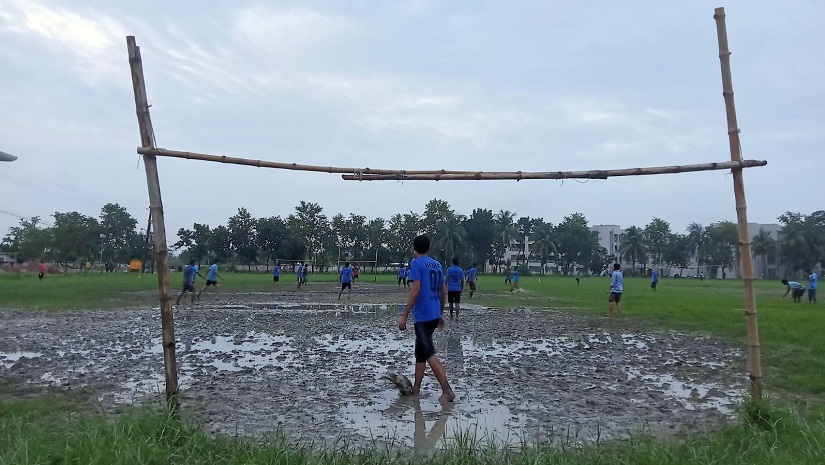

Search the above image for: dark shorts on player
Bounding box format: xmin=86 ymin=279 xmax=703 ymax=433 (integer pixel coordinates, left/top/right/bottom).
xmin=609 ymin=292 xmax=622 ymax=303
xmin=398 ymin=277 xmax=405 ymax=284
xmin=182 ymin=283 xmax=195 ymax=292
xmin=273 ymin=276 xmax=280 ymax=282
xmin=38 ymin=272 xmax=44 ymax=280
xmin=793 ymin=288 xmax=805 ymax=298
xmin=651 ymin=281 xmax=657 ymax=289
xmin=468 ymin=281 xmax=476 ymax=290
xmin=448 ymin=290 xmax=461 ymax=304
xmin=414 ymin=318 xmax=440 ymax=362
xmin=206 ymin=280 xmax=218 ymax=286
xmin=341 ymin=282 xmax=352 ymax=290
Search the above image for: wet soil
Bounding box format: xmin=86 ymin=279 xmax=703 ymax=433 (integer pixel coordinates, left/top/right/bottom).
xmin=0 ymin=282 xmax=746 ymax=449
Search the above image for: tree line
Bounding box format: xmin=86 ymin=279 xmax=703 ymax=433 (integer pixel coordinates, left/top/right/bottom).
xmin=2 ymin=200 xmax=823 ymax=278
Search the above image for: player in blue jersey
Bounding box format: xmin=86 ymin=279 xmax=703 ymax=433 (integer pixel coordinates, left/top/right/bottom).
xmin=650 ymin=268 xmax=659 ymax=292
xmin=465 ymin=263 xmax=477 ymax=298
xmin=807 ymin=269 xmax=818 ymax=303
xmin=272 ymin=262 xmax=281 ymax=287
xmin=398 ymin=235 xmax=455 ymax=403
xmin=446 ymin=258 xmax=465 ymax=320
xmin=296 ymin=262 xmax=304 ymax=289
xmin=609 ymin=263 xmax=624 ymax=317
xmin=175 ymin=259 xmax=203 ymax=306
xmin=338 ymin=262 xmax=354 ymax=300
xmin=197 ymin=259 xmax=223 ymax=299
xmin=398 ymin=265 xmax=407 ymax=287
xmin=509 ymin=268 xmax=520 ymax=292
xmin=782 ymin=279 xmax=806 ymax=303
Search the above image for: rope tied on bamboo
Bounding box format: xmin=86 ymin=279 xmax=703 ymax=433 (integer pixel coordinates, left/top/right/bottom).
xmin=354 ymin=168 xmax=364 ymax=181
xmin=398 ymin=170 xmax=406 ymax=183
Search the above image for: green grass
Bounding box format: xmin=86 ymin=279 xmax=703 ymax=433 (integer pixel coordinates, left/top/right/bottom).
xmin=2 ymin=394 xmax=825 ymax=464
xmin=3 ymin=272 xmax=825 ymax=464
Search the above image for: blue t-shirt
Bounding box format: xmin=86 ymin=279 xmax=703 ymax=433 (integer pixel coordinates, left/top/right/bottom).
xmin=511 ymin=271 xmax=520 ymax=283
xmin=611 ymin=270 xmax=624 ymax=293
xmin=297 ymin=265 xmax=303 ymax=276
xmin=446 ymin=265 xmax=464 ymax=292
xmin=788 ymin=281 xmax=804 ymax=290
xmin=340 ymin=267 xmax=353 ymax=283
xmin=651 ymin=270 xmax=658 ymax=283
xmin=183 ymin=265 xmax=196 ymax=285
xmin=809 ymin=273 xmax=818 ymax=290
xmin=272 ymin=265 xmax=280 ymax=277
xmin=398 ymin=267 xmax=406 ymax=279
xmin=207 ymin=264 xmax=218 ymax=281
xmin=409 ymin=256 xmax=444 ymax=323
xmin=466 ymin=267 xmax=477 ymax=282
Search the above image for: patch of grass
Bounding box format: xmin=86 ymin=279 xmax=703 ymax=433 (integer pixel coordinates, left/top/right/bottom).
xmin=1 ymin=394 xmax=825 ymax=464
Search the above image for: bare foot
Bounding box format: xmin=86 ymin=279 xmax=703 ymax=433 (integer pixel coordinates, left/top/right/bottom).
xmin=439 ymin=390 xmax=456 ymax=403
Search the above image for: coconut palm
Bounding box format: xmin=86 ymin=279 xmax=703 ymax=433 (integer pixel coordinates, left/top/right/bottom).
xmin=620 ymin=226 xmax=646 ymax=274
xmin=531 ymin=224 xmax=557 ymax=274
xmin=434 ymin=216 xmax=468 ymax=262
xmin=751 ymin=229 xmax=776 ymax=279
xmin=686 ymin=223 xmax=708 ymax=276
xmin=494 ymin=210 xmax=518 ymax=271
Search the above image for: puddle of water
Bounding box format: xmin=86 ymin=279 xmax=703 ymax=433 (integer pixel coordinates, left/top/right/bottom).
xmin=625 ymin=367 xmax=740 ymax=414
xmin=1 ymin=351 xmax=43 ymax=369
xmin=338 ymin=388 xmax=528 ymax=448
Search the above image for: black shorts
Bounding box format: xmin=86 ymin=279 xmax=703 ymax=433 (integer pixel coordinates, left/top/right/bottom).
xmin=341 ymin=282 xmax=351 ymax=290
xmin=398 ymin=277 xmax=405 ymax=284
xmin=182 ymin=283 xmax=195 ymax=292
xmin=468 ymin=281 xmax=476 ymax=290
xmin=38 ymin=272 xmax=44 ymax=279
xmin=414 ymin=318 xmax=440 ymax=362
xmin=609 ymin=292 xmax=622 ymax=303
xmin=448 ymin=291 xmax=461 ymax=303
xmin=651 ymin=281 xmax=658 ymax=289
xmin=206 ymin=280 xmax=218 ymax=286
xmin=273 ymin=276 xmax=280 ymax=282
xmin=793 ymin=288 xmax=805 ymax=298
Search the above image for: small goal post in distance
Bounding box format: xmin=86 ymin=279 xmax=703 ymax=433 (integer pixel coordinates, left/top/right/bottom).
xmin=274 ymin=259 xmax=317 ymax=274
xmin=336 ymin=260 xmax=379 ymax=282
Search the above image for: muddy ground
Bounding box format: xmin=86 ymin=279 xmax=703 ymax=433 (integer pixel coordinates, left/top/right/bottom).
xmin=0 ymin=282 xmax=746 ymax=449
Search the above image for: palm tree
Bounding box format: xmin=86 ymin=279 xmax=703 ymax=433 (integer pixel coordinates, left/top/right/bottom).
xmin=434 ymin=217 xmax=468 ymax=262
xmin=751 ymin=229 xmax=776 ymax=279
xmin=620 ymin=226 xmax=646 ymax=275
xmin=686 ymin=223 xmax=708 ymax=277
xmin=531 ymin=224 xmax=557 ymax=274
xmin=494 ymin=210 xmax=518 ymax=272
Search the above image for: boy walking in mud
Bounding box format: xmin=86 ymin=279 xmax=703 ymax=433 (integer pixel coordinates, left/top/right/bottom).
xmin=465 ymin=263 xmax=477 ymax=298
xmin=338 ymin=262 xmax=354 ymax=300
xmin=175 ymin=259 xmax=203 ymax=306
xmin=197 ymin=260 xmax=223 ymax=299
xmin=509 ymin=268 xmax=520 ymax=292
xmin=398 ymin=235 xmax=456 ymax=403
xmin=608 ymin=263 xmax=623 ymax=317
xmin=446 ymin=258 xmax=464 ymax=319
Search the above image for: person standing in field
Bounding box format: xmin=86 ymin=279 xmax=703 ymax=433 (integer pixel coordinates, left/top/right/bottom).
xmin=353 ymin=266 xmax=359 ymax=282
xmin=608 ymin=263 xmax=623 ymax=317
xmin=398 ymin=235 xmax=455 ymax=403
xmin=338 ymin=262 xmax=354 ymax=300
xmin=197 ymin=260 xmax=222 ymax=299
xmin=38 ymin=260 xmax=46 ymax=281
xmin=465 ymin=263 xmax=477 ymax=298
xmin=505 ymin=269 xmax=513 ymax=286
xmin=398 ymin=265 xmax=407 ymax=287
xmin=296 ymin=262 xmax=304 ymax=289
xmin=509 ymin=268 xmax=520 ymax=292
xmin=175 ymin=259 xmax=202 ymax=306
xmin=302 ymin=263 xmax=309 ymax=286
xmin=446 ymin=258 xmax=464 ymax=320
xmin=782 ymin=279 xmax=806 ymax=303
xmin=272 ymin=262 xmax=281 ymax=287
xmin=807 ymin=269 xmax=818 ymax=303
xmin=405 ymin=264 xmax=411 ymax=288
xmin=650 ymin=268 xmax=659 ymax=292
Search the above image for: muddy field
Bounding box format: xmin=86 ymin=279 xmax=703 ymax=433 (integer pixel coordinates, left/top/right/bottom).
xmin=0 ymin=282 xmax=746 ymax=449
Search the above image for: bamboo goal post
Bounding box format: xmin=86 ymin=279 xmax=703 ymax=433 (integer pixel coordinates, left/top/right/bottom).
xmin=714 ymin=7 xmax=763 ymax=399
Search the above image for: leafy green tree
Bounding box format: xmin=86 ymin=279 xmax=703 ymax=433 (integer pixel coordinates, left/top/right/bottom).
xmin=50 ymin=212 xmax=101 ymax=266
xmin=463 ymin=208 xmax=495 ymax=272
xmin=620 ymin=226 xmax=647 ymax=275
xmin=256 ymin=216 xmax=287 ymax=268
xmin=99 ymin=203 xmax=139 ymax=264
xmin=686 ymin=223 xmax=709 ymax=277
xmin=387 ymin=212 xmax=422 ymax=263
xmin=288 ymin=201 xmax=332 ymax=266
xmin=1 ymin=217 xmax=49 ymax=263
xmin=173 ymin=223 xmax=211 ymax=262
xmin=366 ymin=218 xmax=387 ymax=271
xmin=208 ymin=225 xmax=232 ymax=263
xmin=704 ymin=221 xmax=738 ymax=278
xmin=643 ymin=218 xmax=671 ymax=267
xmin=422 ymin=199 xmax=455 ymax=238
xmin=493 ymin=210 xmax=518 ymax=272
xmin=663 ymin=233 xmax=690 ymax=277
xmin=554 ymin=213 xmax=599 ymax=275
xmin=228 ymin=208 xmax=257 ymax=270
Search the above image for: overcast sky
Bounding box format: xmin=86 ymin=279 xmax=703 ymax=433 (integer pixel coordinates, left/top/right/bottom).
xmin=1 ymin=0 xmax=822 ymax=244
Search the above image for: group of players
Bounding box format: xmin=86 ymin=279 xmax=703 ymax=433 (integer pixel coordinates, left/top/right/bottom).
xmin=396 ymin=260 xmax=478 ymax=320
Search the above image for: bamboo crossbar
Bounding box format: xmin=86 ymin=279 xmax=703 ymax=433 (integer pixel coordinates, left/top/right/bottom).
xmin=137 ymin=147 xmax=766 ymax=181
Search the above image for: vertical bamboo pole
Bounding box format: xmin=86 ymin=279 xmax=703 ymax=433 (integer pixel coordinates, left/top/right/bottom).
xmin=713 ymin=8 xmax=762 ymax=398
xmin=127 ymin=36 xmax=179 ymax=407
